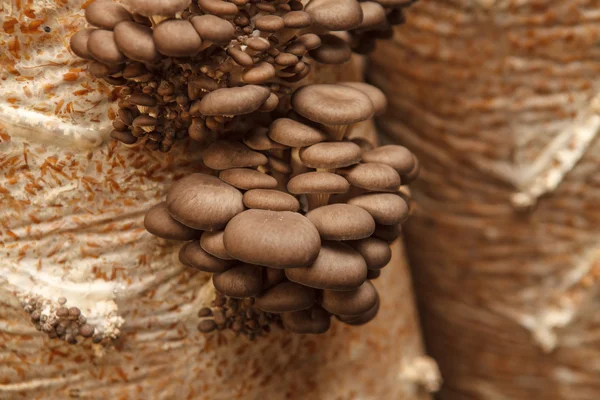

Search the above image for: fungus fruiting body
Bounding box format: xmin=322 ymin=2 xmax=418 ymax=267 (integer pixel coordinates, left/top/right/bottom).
xmin=68 ymin=0 xmax=419 ymax=339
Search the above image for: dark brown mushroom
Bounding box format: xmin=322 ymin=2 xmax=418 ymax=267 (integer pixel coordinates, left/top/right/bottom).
xmin=166 ymin=173 xmax=244 ymax=231
xmin=219 ymin=168 xmax=278 ymax=190
xmin=286 ymin=241 xmax=367 ymax=290
xmin=245 ymin=37 xmax=271 ymax=52
xmin=153 ymin=19 xmax=202 ymax=57
xmin=85 ymin=0 xmax=132 ymax=30
xmin=348 ymin=237 xmax=392 ymax=270
xmin=87 ymin=30 xmax=126 ymax=64
xmin=212 ymin=264 xmax=263 ymax=298
xmin=309 ymin=34 xmax=351 ymax=65
xmin=70 ymin=29 xmax=95 ymax=60
xmin=342 ymin=162 xmax=401 ymax=192
xmin=144 ymin=202 xmax=202 ymax=241
xmin=305 ymin=0 xmax=363 ymax=31
xmin=281 ymin=305 xmax=331 ymax=334
xmin=320 ymin=280 xmax=378 ymax=316
xmin=203 ymin=140 xmax=268 ymax=170
xmin=197 ymin=85 xmax=271 ymax=116
xmin=337 ymin=297 xmax=379 ymax=325
xmin=255 ymin=282 xmax=316 ymax=313
xmin=197 ymin=0 xmax=238 ymax=16
xmin=347 ymin=193 xmax=409 ymax=225
xmin=200 ymin=230 xmax=234 ymax=260
xmin=223 ymin=209 xmax=321 ymax=268
xmin=306 ymin=203 xmax=375 ymax=240
xmin=299 ymin=141 xmax=362 ymax=169
xmin=367 ymin=269 xmax=381 ymax=280
xmin=269 ymin=118 xmax=329 ymax=148
xmin=124 ymin=0 xmax=191 ymax=16
xmin=373 ymin=223 xmax=403 ymax=243
xmin=179 ymin=240 xmax=234 ymax=272
xmin=243 ymin=189 xmax=300 ymax=212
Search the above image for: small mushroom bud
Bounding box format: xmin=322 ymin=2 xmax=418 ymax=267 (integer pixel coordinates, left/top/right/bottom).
xmin=255 ymin=282 xmax=316 ymax=313
xmin=85 ymin=0 xmax=132 ymax=30
xmin=306 ymin=204 xmax=375 ymax=240
xmin=212 ymin=264 xmax=263 ymax=298
xmin=281 ymin=306 xmax=331 ymax=334
xmin=144 ymin=202 xmax=202 ymax=241
xmin=320 ymin=280 xmax=378 ymax=316
xmin=110 ymin=130 xmax=138 ymax=145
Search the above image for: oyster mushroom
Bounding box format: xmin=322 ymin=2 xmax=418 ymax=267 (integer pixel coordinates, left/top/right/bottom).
xmin=320 ymin=280 xmax=378 ymax=316
xmin=113 ymin=21 xmax=160 ymax=63
xmin=305 ymin=0 xmax=364 ymax=31
xmin=212 ymin=264 xmax=263 ymax=298
xmin=299 ymin=141 xmax=362 ymax=169
xmin=144 ymin=202 xmax=202 ymax=241
xmin=339 ymin=82 xmax=388 ymax=116
xmin=342 ymin=162 xmax=401 ymax=192
xmin=255 ymin=282 xmax=316 ymax=313
xmin=269 ymin=118 xmax=329 ymax=148
xmin=197 ymin=86 xmax=272 ymax=116
xmin=87 ymin=30 xmax=126 ymax=64
xmin=348 ymin=237 xmax=392 ymax=270
xmin=309 ymin=34 xmax=352 ymax=65
xmin=191 ymin=15 xmax=235 ymax=50
xmin=179 ymin=241 xmax=234 ymax=272
xmin=153 ymin=19 xmax=202 ymax=57
xmin=200 ymin=230 xmax=234 ymax=260
xmin=124 ymin=0 xmax=191 ymax=17
xmin=242 ymin=189 xmax=300 ymax=212
xmin=85 ymin=0 xmax=132 ymax=30
xmin=306 ymin=203 xmax=375 ymax=240
xmin=361 ymin=144 xmax=415 ymax=174
xmin=219 ymin=168 xmax=278 ymax=190
xmin=69 ymin=29 xmax=95 ymax=60
xmin=281 ymin=305 xmax=331 ymax=334
xmin=287 ymin=171 xmax=350 ymax=209
xmin=202 ymin=140 xmax=268 ymax=171
xmin=348 ymin=193 xmax=409 ymax=225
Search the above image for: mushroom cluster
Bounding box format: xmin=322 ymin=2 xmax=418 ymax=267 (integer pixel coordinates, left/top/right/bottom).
xmin=70 ymin=0 xmax=417 ymax=151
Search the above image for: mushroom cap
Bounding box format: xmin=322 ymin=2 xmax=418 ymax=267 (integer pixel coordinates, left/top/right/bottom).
xmin=306 ymin=203 xmax=375 ymax=240
xmin=357 ymin=1 xmax=387 ymax=30
xmin=223 ymin=209 xmax=321 ymax=269
xmin=153 ymin=19 xmax=202 ymax=57
xmin=114 ymin=22 xmax=161 ymax=63
xmin=268 ymin=156 xmax=292 ymax=174
xmin=144 ymin=202 xmax=202 ymax=241
xmin=179 ymin=240 xmax=234 ymax=272
xmin=291 ymin=84 xmax=374 ymax=126
xmin=200 ymin=230 xmax=234 ymax=260
xmin=320 ymin=280 xmax=378 ymax=316
xmin=348 ymin=237 xmax=392 ymax=269
xmin=281 ymin=306 xmax=331 ymax=334
xmin=348 ymin=193 xmax=409 ymax=225
xmin=244 ymin=126 xmax=285 ymax=151
xmin=296 ymin=33 xmax=321 ymax=50
xmin=373 ymin=223 xmax=402 ymax=243
xmin=111 ymin=130 xmax=137 ymax=145
xmin=166 ymin=173 xmax=244 ymax=231
xmin=286 ymin=241 xmax=367 ymax=291
xmin=367 ymin=269 xmax=381 ymax=280
xmin=283 ymin=11 xmax=313 ymax=28
xmin=269 ymin=118 xmax=329 ymax=148
xmin=132 ymin=115 xmax=157 ymax=127
xmin=343 ymin=162 xmax=401 ymax=192
xmin=70 ymin=29 xmax=95 ymax=60
xmin=128 ymin=92 xmax=156 ymax=106
xmin=337 ymin=297 xmax=379 ymax=325
xmin=255 ymin=282 xmax=316 ymax=313
xmin=212 ymin=264 xmax=263 ymax=298
xmin=308 ymin=34 xmax=351 ymax=65
xmin=361 ymin=145 xmax=414 ymax=174
xmin=285 ymin=42 xmax=308 ymax=57
xmin=340 ymin=82 xmax=387 ymax=116
xmin=287 ymin=172 xmax=350 ymax=195
xmin=227 ymin=47 xmax=254 ymax=67
xmin=245 ymin=37 xmax=271 ymax=51
xmin=242 ymin=62 xmax=276 ymax=84
xmin=219 ymin=168 xmax=278 ymax=190
xmin=198 ymin=85 xmax=271 ymax=116
xmin=263 ymin=267 xmax=286 ymax=290
xmin=203 ymin=140 xmax=268 ymax=170
xmin=198 ymin=0 xmax=238 ymax=16
xmin=124 ymin=0 xmax=191 ymax=16
xmin=275 ymin=52 xmax=299 ymax=66
xmin=191 ymin=15 xmax=235 ymax=42
xmin=243 ymin=189 xmax=300 ymax=212
xmin=85 ymin=0 xmax=132 ymax=30
xmin=255 ymin=15 xmax=285 ymax=32
xmin=401 ymin=154 xmax=420 ymax=184
xmin=299 ymin=141 xmax=362 ymax=169
xmin=87 ymin=29 xmax=126 ymax=64
xmin=305 ymin=0 xmax=363 ymax=31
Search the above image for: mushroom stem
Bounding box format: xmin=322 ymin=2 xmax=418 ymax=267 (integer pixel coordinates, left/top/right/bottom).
xmin=150 ymin=15 xmax=169 ymax=26
xmin=290 ymin=148 xmax=308 ymax=177
xmin=323 ymin=124 xmax=350 ymax=141
xmin=306 ymin=193 xmax=330 ymax=210
xmin=271 ymin=170 xmax=290 ymax=192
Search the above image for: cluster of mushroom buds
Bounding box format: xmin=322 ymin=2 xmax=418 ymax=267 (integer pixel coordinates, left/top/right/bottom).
xmin=145 ymin=80 xmax=419 ymax=335
xmin=69 ymin=0 xmax=417 ymax=151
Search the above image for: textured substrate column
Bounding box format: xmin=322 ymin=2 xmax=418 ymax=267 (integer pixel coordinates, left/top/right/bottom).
xmin=371 ymin=1 xmax=600 ymax=399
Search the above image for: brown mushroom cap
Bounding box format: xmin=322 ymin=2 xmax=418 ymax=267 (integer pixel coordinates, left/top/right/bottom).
xmin=281 ymin=306 xmax=331 ymax=334
xmin=219 ymin=168 xmax=278 ymax=190
xmin=343 ymin=162 xmax=401 ymax=192
xmin=268 ymin=156 xmax=292 ymax=175
xmin=110 ymin=130 xmax=138 ymax=145
xmin=348 ymin=193 xmax=408 ymax=225
xmin=166 ymin=173 xmax=244 ymax=231
xmin=191 ymin=15 xmax=235 ymax=43
xmin=287 ymin=172 xmax=350 ymax=195
xmin=269 ymin=118 xmax=329 ymax=148
xmin=299 ymin=141 xmax=362 ymax=169
xmin=263 ymin=268 xmax=286 ymax=290
xmin=373 ymin=223 xmax=402 ymax=243
xmin=357 ymin=1 xmax=387 ymax=30
xmin=337 ymin=297 xmax=379 ymax=325
xmin=124 ymin=0 xmax=191 ymax=16
xmin=223 ymin=209 xmax=321 ymax=269
xmin=243 ymin=62 xmax=276 ymax=84
xmin=200 ymin=230 xmax=234 ymax=260
xmin=179 ymin=240 xmax=234 ymax=272
xmin=243 ymin=189 xmax=300 ymax=212
xmin=255 ymin=15 xmax=285 ymax=32
xmin=203 ymin=140 xmax=268 ymax=170
xmin=275 ymin=52 xmax=299 ymax=67
xmin=308 ymin=34 xmax=351 ymax=65
xmin=85 ymin=0 xmax=132 ymax=30
xmin=255 ymin=282 xmax=316 ymax=313
xmin=87 ymin=30 xmax=126 ymax=64
xmin=360 ymin=145 xmax=414 ymax=174
xmin=153 ymin=19 xmax=202 ymax=57
xmin=198 ymin=85 xmax=271 ymax=116
xmin=305 ymin=0 xmax=363 ymax=31
xmin=401 ymin=154 xmax=420 ymax=184
xmin=244 ymin=127 xmax=284 ymax=151
xmin=339 ymin=82 xmax=387 ymax=116
xmin=306 ymin=203 xmax=375 ymax=240
xmin=283 ymin=11 xmax=313 ymax=28
xmin=348 ymin=237 xmax=392 ymax=269
xmin=245 ymin=37 xmax=271 ymax=51
xmin=70 ymin=29 xmax=95 ymax=60
xmin=320 ymin=280 xmax=378 ymax=316
xmin=291 ymin=84 xmax=374 ymax=126
xmin=227 ymin=47 xmax=254 ymax=67
xmin=295 ymin=33 xmax=321 ymax=50
xmin=367 ymin=269 xmax=381 ymax=280
xmin=286 ymin=241 xmax=367 ymax=290
xmin=128 ymin=92 xmax=156 ymax=106
xmin=212 ymin=264 xmax=263 ymax=298
xmin=144 ymin=202 xmax=202 ymax=241
xmin=132 ymin=115 xmax=157 ymax=128
xmin=198 ymin=0 xmax=238 ymax=16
